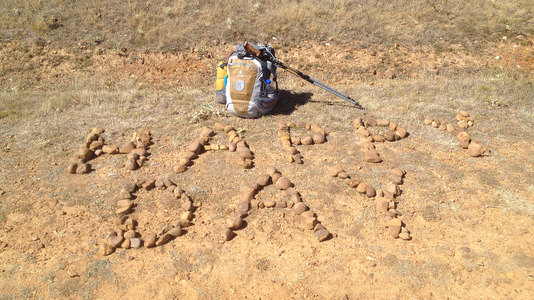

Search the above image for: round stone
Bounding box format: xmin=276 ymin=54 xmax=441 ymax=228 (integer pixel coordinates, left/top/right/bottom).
xmin=292 ymin=202 xmax=308 ymax=215
xmin=275 ymin=177 xmax=292 ymax=190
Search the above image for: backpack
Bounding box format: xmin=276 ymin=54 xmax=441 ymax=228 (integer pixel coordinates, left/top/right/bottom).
xmin=216 ymin=43 xmax=280 ymax=118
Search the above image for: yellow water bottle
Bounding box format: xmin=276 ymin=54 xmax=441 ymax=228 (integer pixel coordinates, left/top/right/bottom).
xmin=216 ymin=61 xmax=227 ymax=90
xmin=215 ymin=61 xmax=227 ymax=104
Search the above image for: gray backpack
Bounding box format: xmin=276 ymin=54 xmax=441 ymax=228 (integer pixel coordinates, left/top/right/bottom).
xmin=224 ymin=43 xmax=280 ymax=118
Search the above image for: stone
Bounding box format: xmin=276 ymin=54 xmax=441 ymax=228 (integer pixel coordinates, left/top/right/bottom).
xmin=424 ymin=119 xmax=432 ymax=125
xmin=301 ymin=135 xmax=314 ymax=145
xmin=119 ymin=189 xmax=132 ymax=199
xmin=124 ymin=230 xmax=136 ymax=239
xmin=399 ymin=231 xmax=411 ymax=240
xmin=228 ymin=142 xmax=237 ymax=152
xmin=366 ymin=118 xmax=378 ymax=127
xmin=266 ymin=166 xmax=278 ymax=176
xmin=92 ymin=127 xmax=105 ymax=135
xmin=314 ymin=229 xmax=330 ymax=242
xmin=182 ymin=200 xmax=194 ymax=212
xmin=236 ymin=201 xmax=250 ymax=212
xmin=364 ymin=151 xmax=382 ymax=163
xmin=304 ymin=217 xmax=318 ymax=229
xmin=390 ymin=174 xmax=403 ymax=185
xmin=290 ymin=194 xmax=301 ymax=203
xmin=173 ymin=164 xmax=187 ymax=173
xmin=237 ymin=148 xmax=253 ymax=160
xmin=310 ymin=122 xmax=325 ymax=135
xmin=366 ymin=186 xmax=376 ymax=198
xmin=446 ymin=124 xmax=455 ymax=133
xmin=301 ymin=211 xmax=316 ymax=219
xmin=389 ymin=122 xmax=398 ymax=131
xmin=78 ymin=147 xmax=93 ymax=161
xmin=384 ymin=69 xmax=396 ymax=79
xmin=67 ymin=163 xmax=77 ymax=174
xmin=353 ymin=118 xmax=363 ymax=128
xmin=390 ymin=167 xmax=405 ymax=178
xmin=102 ymin=244 xmax=115 ymax=255
xmin=383 ymin=130 xmax=396 ymax=141
xmin=125 ymin=158 xmax=138 ymax=170
xmin=374 ymin=135 xmax=385 ymax=142
xmin=75 ymin=163 xmax=89 ymax=174
xmin=328 ymin=164 xmax=344 ymax=177
xmin=214 ymin=122 xmax=226 ymax=131
xmin=348 ymin=179 xmax=360 ymax=188
xmin=468 ymin=142 xmax=490 ymax=157
xmin=376 ymin=119 xmax=390 ymax=127
xmin=388 ymin=225 xmax=401 ymax=238
xmin=187 ymin=140 xmax=202 ymax=154
xmin=89 ymin=140 xmax=104 ymax=151
xmin=108 ymin=236 xmax=124 ymax=248
xmin=312 ymin=133 xmax=326 ymax=144
xmin=439 ymin=124 xmax=447 ymax=131
xmin=396 ymin=127 xmax=408 ymax=138
xmin=272 ymin=172 xmax=281 ymax=183
xmin=130 ymin=238 xmax=142 ymax=249
xmin=292 ymin=154 xmax=303 ymax=164
xmin=376 ymin=197 xmax=389 ymax=213
xmin=338 ymin=171 xmax=349 ymax=179
xmin=290 ymin=136 xmax=301 ymax=145
xmin=276 ymin=200 xmax=287 ymax=208
xmin=168 ymin=227 xmax=183 ymax=237
xmin=292 ymin=202 xmax=308 ymax=215
xmin=263 ymin=199 xmax=276 ymax=208
xmin=275 ymin=177 xmax=292 ymax=190
xmin=180 ymin=211 xmax=193 ymax=221
xmin=119 ymin=142 xmax=135 ymax=154
xmin=355 ymin=182 xmax=367 ymax=194
xmin=460 ymin=110 xmax=469 ymax=118
xmin=386 ymin=184 xmax=401 ymax=196
xmin=223 ymin=229 xmax=234 ymax=241
xmin=116 ymin=199 xmax=133 ymax=208
xmin=156 ymin=233 xmax=172 ymax=246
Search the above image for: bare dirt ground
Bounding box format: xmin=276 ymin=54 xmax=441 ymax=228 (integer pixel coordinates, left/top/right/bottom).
xmin=0 ymin=40 xmax=534 ymax=299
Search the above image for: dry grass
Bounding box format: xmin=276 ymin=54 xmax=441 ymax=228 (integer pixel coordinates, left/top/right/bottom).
xmin=1 ymin=0 xmax=532 ymax=52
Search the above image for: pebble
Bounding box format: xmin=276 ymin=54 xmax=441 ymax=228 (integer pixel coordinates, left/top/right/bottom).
xmin=366 ymin=118 xmax=378 ymax=127
xmin=366 ymin=186 xmax=376 ymax=198
xmin=390 ymin=174 xmax=403 ymax=185
xmin=108 ymin=236 xmax=124 ymax=248
xmin=390 ymin=167 xmax=405 ymax=178
xmin=275 ymin=177 xmax=292 ymax=190
xmin=263 ymin=199 xmax=276 ymax=208
xmin=373 ymin=135 xmax=385 ymax=142
xmin=376 ymin=197 xmax=389 ymax=213
xmin=292 ymin=202 xmax=308 ymax=215
xmin=312 ymin=133 xmax=326 ymax=144
xmin=468 ymin=142 xmax=489 ymax=157
xmin=180 ymin=211 xmax=193 ymax=221
xmin=226 ymin=217 xmax=243 ymax=230
xmin=356 ymin=182 xmax=368 ymax=194
xmin=67 ymin=163 xmax=77 ymax=174
xmin=119 ymin=189 xmax=132 ymax=199
xmin=168 ymin=227 xmax=183 ymax=237
xmin=338 ymin=171 xmax=349 ymax=179
xmin=386 ymin=184 xmax=401 ymax=196
xmin=292 ymin=154 xmax=303 ymax=164
xmin=328 ymin=164 xmax=344 ymax=177
xmin=236 ymin=201 xmax=250 ymax=212
xmin=130 ymin=238 xmax=142 ymax=249
xmin=78 ymin=147 xmax=93 ymax=161
xmin=266 ymin=166 xmax=278 ymax=176
xmin=389 ymin=122 xmax=397 ymax=131
xmin=125 ymin=158 xmax=138 ymax=170
xmin=290 ymin=136 xmax=301 ymax=145
xmin=119 ymin=142 xmax=135 ymax=154
xmin=460 ymin=110 xmax=469 ymax=117
xmin=364 ymin=150 xmax=382 ymax=163
xmin=396 ymin=127 xmax=408 ymax=138
xmin=223 ymin=229 xmax=234 ymax=241
xmin=314 ymin=229 xmax=330 ymax=242
xmin=144 ymin=233 xmax=157 ymax=248
xmin=187 ymin=140 xmax=202 ymax=154
xmin=276 ymin=200 xmax=287 ymax=208
xmin=304 ymin=217 xmax=318 ymax=229
xmin=92 ymin=127 xmax=105 ymax=135
xmin=174 ymin=164 xmax=187 ymax=173
xmin=89 ymin=140 xmax=104 ymax=151
xmin=300 ymin=135 xmax=314 ymax=145
xmin=121 ymin=238 xmax=131 ymax=249
xmin=124 ymin=230 xmax=136 ymax=239
xmin=156 ymin=233 xmax=172 ymax=246
xmin=348 ymin=179 xmax=360 ymax=188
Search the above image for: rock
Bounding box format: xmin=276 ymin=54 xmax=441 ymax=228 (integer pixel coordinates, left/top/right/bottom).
xmin=390 ymin=174 xmax=403 ymax=185
xmin=187 ymin=140 xmax=202 ymax=154
xmin=399 ymin=231 xmax=411 ymax=240
xmin=180 ymin=211 xmax=193 ymax=221
xmin=312 ymin=133 xmax=326 ymax=144
xmin=290 ymin=136 xmax=301 ymax=145
xmin=353 ymin=118 xmax=363 ymax=128
xmin=376 ymin=197 xmax=389 ymax=213
xmin=127 ymin=152 xmax=140 ymax=161
xmin=328 ymin=164 xmax=344 ymax=177
xmin=275 ymin=177 xmax=292 ymax=190
xmin=124 ymin=182 xmax=137 ymax=193
xmin=131 ymin=148 xmax=148 ymax=157
xmin=301 ymin=211 xmax=316 ymax=219
xmin=292 ymin=202 xmax=308 ymax=215
xmin=181 ymin=200 xmax=194 ymax=212
xmin=364 ymin=150 xmax=382 ymax=163
xmin=460 ymin=110 xmax=469 ymax=117
xmin=116 ymin=199 xmax=133 ymax=208
xmin=272 ymin=172 xmax=281 ymax=183
xmin=460 ymin=138 xmax=471 ymax=149
xmin=130 ymin=238 xmax=142 ymax=249
xmin=386 ymin=184 xmax=401 ymax=196
xmin=396 ymin=127 xmax=408 ymax=138
xmin=389 ymin=122 xmax=398 ymax=131
xmin=301 ymin=135 xmax=314 ymax=145
xmin=276 ymin=200 xmax=287 ymax=208
xmin=119 ymin=142 xmax=135 ymax=154
xmin=439 ymin=124 xmax=447 ymax=131
xmin=310 ymin=122 xmax=325 ymax=135
xmin=78 ymin=147 xmax=93 ymax=161
xmin=388 ymin=226 xmax=401 ymax=238
xmin=67 ymin=163 xmax=77 ymax=174
xmin=338 ymin=171 xmax=349 ymax=179
xmin=223 ymin=229 xmax=234 ymax=241
xmin=446 ymin=124 xmax=455 ymax=133
xmin=168 ymin=227 xmax=183 ymax=237
xmin=292 ymin=154 xmax=303 ymax=164
xmin=374 ymin=135 xmax=385 ymax=142
xmin=288 ymin=147 xmax=299 ymax=155
xmin=304 ymin=217 xmax=318 ymax=230
xmin=237 ymin=201 xmax=250 ymax=212
xmin=119 ymin=189 xmax=132 ymax=199
xmin=124 ymin=229 xmax=136 ymax=239
xmin=200 ymin=126 xmax=214 ymax=138
xmin=214 ymin=122 xmax=226 ymax=131
xmin=383 ymin=130 xmax=396 ymax=142
xmin=468 ymin=142 xmax=490 ymax=157
xmin=76 ymin=163 xmax=90 ymax=174
xmin=263 ymin=199 xmax=276 ymax=208
xmin=266 ymin=166 xmax=278 ymax=176
xmin=91 ymin=127 xmax=105 ymax=135
xmin=175 ymin=219 xmax=191 ymax=228
xmin=376 ymin=119 xmax=389 ymax=127
xmin=390 ymin=167 xmax=405 ymax=178
xmin=237 ymin=147 xmax=253 ymax=160
xmin=125 ymin=158 xmax=138 ymax=170
xmin=102 ymin=244 xmax=115 ymax=255
xmin=314 ymin=229 xmax=330 ymax=241
xmin=424 ymin=119 xmax=432 ymax=125
xmin=348 ymin=179 xmax=360 ymax=188
xmin=156 ymin=233 xmax=172 ymax=246
xmin=89 ymin=140 xmax=104 ymax=151
xmin=108 ymin=236 xmax=124 ymax=248
xmin=366 ymin=186 xmax=376 ymax=198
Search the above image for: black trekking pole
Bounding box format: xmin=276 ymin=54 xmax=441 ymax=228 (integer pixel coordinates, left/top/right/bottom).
xmin=243 ymin=41 xmax=364 ymax=109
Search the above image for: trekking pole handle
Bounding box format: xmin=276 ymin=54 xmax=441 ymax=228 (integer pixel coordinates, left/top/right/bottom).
xmin=243 ymin=41 xmax=262 ymax=58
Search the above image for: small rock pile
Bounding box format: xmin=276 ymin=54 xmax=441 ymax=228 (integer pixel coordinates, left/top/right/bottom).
xmin=224 ymin=167 xmax=331 ymax=242
xmin=103 ymin=177 xmax=193 ymax=255
xmin=277 ymin=122 xmax=327 ymax=164
xmin=68 ymin=128 xmax=152 ymax=174
xmin=424 ymin=110 xmax=490 ymax=157
xmin=353 ymin=118 xmax=408 ymax=163
xmin=329 ymin=163 xmax=412 ymax=240
xmin=376 ymin=167 xmax=411 ymax=240
xmin=174 ymin=123 xmax=254 ymax=173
